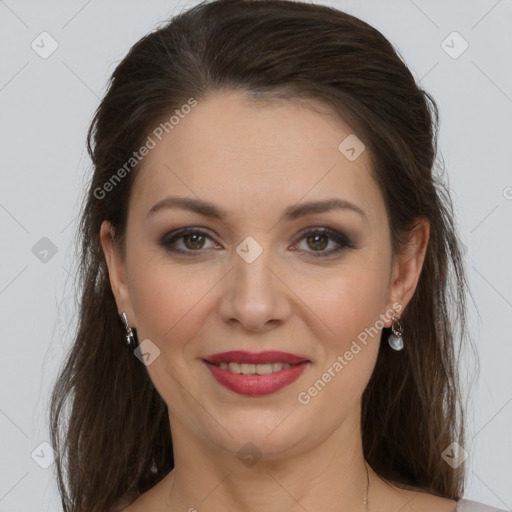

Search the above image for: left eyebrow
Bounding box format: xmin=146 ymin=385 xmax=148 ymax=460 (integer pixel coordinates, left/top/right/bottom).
xmin=282 ymin=198 xmax=368 ymax=225
xmin=146 ymin=196 xmax=368 ymax=225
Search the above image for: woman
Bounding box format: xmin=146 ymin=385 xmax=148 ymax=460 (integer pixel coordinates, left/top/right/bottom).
xmin=48 ymin=0 xmax=508 ymax=511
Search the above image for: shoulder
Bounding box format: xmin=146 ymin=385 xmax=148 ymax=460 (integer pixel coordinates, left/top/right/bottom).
xmin=374 ymin=475 xmax=508 ymax=512
xmin=456 ymin=498 xmax=510 ymax=512
xmin=389 ymin=488 xmax=509 ymax=512
xmin=365 ymin=475 xmax=455 ymax=512
xmin=112 ymin=472 xmax=175 ymax=511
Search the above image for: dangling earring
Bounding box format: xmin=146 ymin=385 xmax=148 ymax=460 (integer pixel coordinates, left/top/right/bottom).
xmin=388 ymin=315 xmax=404 ymax=351
xmin=120 ymin=312 xmax=136 ymax=347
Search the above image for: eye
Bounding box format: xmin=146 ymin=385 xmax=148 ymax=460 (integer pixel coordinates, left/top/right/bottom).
xmin=160 ymin=226 xmax=354 ymax=257
xmin=292 ymin=227 xmax=354 ymax=258
xmin=160 ymin=228 xmax=220 ymax=254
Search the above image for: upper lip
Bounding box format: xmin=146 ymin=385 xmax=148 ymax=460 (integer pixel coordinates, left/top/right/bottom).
xmin=203 ymin=350 xmax=310 ymax=365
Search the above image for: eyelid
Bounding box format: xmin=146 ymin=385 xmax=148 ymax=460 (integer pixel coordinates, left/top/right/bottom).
xmin=293 ymin=226 xmax=353 ymax=247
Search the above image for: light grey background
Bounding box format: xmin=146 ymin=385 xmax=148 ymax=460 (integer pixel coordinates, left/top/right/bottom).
xmin=1 ymin=1 xmax=511 ymax=510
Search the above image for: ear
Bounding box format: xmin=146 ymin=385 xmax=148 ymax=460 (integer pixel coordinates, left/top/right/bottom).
xmin=384 ymin=217 xmax=430 ymax=325
xmin=100 ymin=220 xmax=136 ymax=326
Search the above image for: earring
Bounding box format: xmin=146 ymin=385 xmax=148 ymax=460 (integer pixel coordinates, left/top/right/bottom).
xmin=388 ymin=315 xmax=404 ymax=351
xmin=120 ymin=312 xmax=136 ymax=347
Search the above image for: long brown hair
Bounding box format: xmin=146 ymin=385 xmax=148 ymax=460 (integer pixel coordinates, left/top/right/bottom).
xmin=49 ymin=0 xmax=471 ymax=510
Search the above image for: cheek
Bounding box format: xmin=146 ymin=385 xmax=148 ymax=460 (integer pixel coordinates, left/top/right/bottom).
xmin=126 ymin=256 xmax=219 ymax=407
xmin=300 ymin=251 xmax=390 ymax=397
xmin=311 ymin=256 xmax=391 ymax=346
xmin=128 ymin=258 xmax=213 ymax=348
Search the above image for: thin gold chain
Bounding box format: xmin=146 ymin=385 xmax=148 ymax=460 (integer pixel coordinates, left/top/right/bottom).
xmin=362 ymin=460 xmax=370 ymax=511
xmin=163 ymin=463 xmax=371 ymax=510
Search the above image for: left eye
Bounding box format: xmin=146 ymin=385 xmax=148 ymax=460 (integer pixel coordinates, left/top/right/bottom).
xmin=160 ymin=227 xmax=353 ymax=257
xmin=292 ymin=228 xmax=353 ymax=257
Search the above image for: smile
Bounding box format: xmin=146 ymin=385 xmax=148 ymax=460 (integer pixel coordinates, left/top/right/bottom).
xmin=203 ymin=351 xmax=310 ymax=396
xmin=216 ymin=361 xmax=292 ymax=374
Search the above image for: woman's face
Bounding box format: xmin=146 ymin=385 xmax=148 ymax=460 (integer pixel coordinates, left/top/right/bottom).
xmin=102 ymin=90 xmax=426 ymax=461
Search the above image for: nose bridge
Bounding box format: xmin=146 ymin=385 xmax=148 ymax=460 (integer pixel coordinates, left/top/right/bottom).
xmin=220 ymin=234 xmax=289 ymax=329
xmin=233 ymin=234 xmax=275 ymax=300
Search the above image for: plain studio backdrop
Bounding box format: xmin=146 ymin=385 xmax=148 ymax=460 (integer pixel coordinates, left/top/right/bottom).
xmin=0 ymin=1 xmax=511 ymax=510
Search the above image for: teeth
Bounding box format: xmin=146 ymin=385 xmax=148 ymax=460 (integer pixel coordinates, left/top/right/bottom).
xmin=218 ymin=362 xmax=292 ymax=374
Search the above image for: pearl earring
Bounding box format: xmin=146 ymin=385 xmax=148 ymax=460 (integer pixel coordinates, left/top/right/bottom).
xmin=388 ymin=316 xmax=404 ymax=351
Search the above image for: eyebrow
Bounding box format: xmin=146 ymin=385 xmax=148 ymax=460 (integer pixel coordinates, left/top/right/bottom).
xmin=146 ymin=196 xmax=368 ymax=224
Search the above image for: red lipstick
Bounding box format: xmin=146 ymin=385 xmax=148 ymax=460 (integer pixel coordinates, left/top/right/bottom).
xmin=203 ymin=350 xmax=310 ymax=396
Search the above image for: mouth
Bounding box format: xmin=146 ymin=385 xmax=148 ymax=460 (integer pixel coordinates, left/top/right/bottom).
xmin=213 ymin=361 xmax=295 ymax=374
xmin=202 ymin=351 xmax=311 ymax=396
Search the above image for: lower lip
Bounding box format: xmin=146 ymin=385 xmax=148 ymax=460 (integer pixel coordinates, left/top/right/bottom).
xmin=204 ymin=361 xmax=309 ymax=396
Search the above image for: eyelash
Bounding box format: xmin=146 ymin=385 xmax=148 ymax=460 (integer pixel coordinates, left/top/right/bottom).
xmin=160 ymin=227 xmax=354 ymax=258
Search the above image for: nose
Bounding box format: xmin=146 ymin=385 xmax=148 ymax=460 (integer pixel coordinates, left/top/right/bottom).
xmin=218 ymin=242 xmax=292 ymax=332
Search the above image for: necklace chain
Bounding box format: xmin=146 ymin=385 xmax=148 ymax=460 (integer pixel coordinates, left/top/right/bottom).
xmin=362 ymin=461 xmax=370 ymax=511
xmin=164 ymin=462 xmax=371 ymax=510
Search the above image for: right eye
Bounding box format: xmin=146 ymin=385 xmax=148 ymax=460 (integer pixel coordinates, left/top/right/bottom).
xmin=160 ymin=228 xmax=221 ymax=254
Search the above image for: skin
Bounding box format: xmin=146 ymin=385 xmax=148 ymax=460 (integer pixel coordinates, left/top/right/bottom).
xmin=101 ymin=90 xmax=456 ymax=512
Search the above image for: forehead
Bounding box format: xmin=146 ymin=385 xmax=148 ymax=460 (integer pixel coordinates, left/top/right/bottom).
xmin=128 ymin=90 xmax=385 ymax=228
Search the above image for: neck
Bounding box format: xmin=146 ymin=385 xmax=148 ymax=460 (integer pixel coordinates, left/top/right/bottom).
xmin=162 ymin=409 xmax=371 ymax=512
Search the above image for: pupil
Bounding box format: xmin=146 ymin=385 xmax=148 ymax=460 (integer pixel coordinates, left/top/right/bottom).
xmin=307 ymin=234 xmax=328 ymax=251
xmin=185 ymin=234 xmax=204 ymax=250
